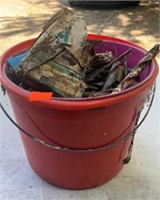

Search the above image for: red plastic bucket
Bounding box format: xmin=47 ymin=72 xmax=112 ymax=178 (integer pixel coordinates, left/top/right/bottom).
xmin=0 ymin=34 xmax=159 ymax=189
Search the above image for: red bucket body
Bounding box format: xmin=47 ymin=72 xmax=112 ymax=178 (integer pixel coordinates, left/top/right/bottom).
xmin=0 ymin=34 xmax=158 ymax=189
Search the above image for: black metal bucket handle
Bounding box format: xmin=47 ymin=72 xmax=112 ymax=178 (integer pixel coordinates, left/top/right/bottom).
xmin=0 ymin=84 xmax=156 ymax=153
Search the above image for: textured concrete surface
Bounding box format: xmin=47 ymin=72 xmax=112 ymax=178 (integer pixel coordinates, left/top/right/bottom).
xmin=0 ymin=0 xmax=160 ymax=200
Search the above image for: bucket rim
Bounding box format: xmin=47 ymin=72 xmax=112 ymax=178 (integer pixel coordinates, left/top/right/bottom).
xmin=0 ymin=34 xmax=159 ymax=110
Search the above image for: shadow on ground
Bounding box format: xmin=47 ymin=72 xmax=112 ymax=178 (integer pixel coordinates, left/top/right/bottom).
xmin=0 ymin=1 xmax=159 ymax=50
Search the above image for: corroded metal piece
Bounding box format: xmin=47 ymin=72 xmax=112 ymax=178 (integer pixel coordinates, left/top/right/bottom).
xmin=88 ymin=51 xmax=114 ymax=68
xmin=86 ymin=48 xmax=132 ymax=81
xmin=84 ymin=48 xmax=132 ymax=97
xmin=113 ymin=44 xmax=160 ymax=93
xmin=102 ymin=61 xmax=125 ymax=92
xmin=16 ymin=8 xmax=91 ymax=98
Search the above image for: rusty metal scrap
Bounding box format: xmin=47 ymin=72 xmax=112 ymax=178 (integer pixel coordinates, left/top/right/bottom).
xmin=16 ymin=7 xmax=91 ymax=98
xmin=113 ymin=44 xmax=160 ymax=93
xmin=84 ymin=48 xmax=132 ymax=97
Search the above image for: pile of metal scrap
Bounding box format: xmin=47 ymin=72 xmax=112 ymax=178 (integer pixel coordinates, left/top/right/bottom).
xmin=84 ymin=44 xmax=160 ymax=97
xmin=7 ymin=8 xmax=160 ymax=98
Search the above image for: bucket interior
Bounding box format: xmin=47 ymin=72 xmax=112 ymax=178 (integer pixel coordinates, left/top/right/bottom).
xmin=4 ymin=39 xmax=152 ymax=89
xmin=93 ymin=40 xmax=151 ymax=82
xmin=0 ymin=35 xmax=157 ymax=106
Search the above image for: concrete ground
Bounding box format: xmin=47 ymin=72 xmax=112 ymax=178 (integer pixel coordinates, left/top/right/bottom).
xmin=0 ymin=1 xmax=160 ymax=200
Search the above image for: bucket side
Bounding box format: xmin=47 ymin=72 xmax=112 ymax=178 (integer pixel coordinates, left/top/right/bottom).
xmin=6 ymin=87 xmax=147 ymax=149
xmin=20 ymin=131 xmax=132 ymax=189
